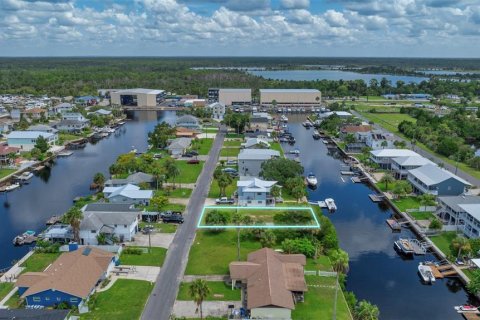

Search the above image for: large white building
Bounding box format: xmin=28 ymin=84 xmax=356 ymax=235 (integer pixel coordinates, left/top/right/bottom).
xmin=110 ymin=88 xmax=166 ymax=107
xmin=208 ymin=88 xmax=252 ymax=105
xmin=259 ymin=89 xmax=321 ymax=106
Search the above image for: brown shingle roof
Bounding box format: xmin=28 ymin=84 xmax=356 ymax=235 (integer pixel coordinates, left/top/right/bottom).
xmin=229 ymin=248 xmax=307 ymax=310
xmin=0 ymin=145 xmax=20 ymax=156
xmin=23 ymin=108 xmax=46 ymax=114
xmin=16 ymin=247 xmax=114 ymax=299
xmin=341 ymin=125 xmax=372 ymax=133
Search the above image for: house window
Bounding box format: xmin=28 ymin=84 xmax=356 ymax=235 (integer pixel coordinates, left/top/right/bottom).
xmin=124 ymin=225 xmax=127 ymax=228
xmin=57 ymin=297 xmax=61 ymax=301
xmin=247 ymin=200 xmax=252 ymax=204
xmin=70 ymin=298 xmax=78 ymax=303
xmin=45 ymin=297 xmax=50 ymax=301
xmin=258 ymin=201 xmax=262 ymax=204
xmin=91 ymin=230 xmax=96 ymax=233
xmin=257 ymin=192 xmax=262 ymax=195
xmin=32 ymin=297 xmax=41 ymax=302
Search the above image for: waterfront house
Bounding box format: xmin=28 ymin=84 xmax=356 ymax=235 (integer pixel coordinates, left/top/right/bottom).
xmin=175 ymin=115 xmax=201 ymax=129
xmin=105 ymin=172 xmax=155 ymax=188
xmin=241 ymin=138 xmax=271 ymax=149
xmin=237 ymin=178 xmax=277 ymax=207
xmin=206 ymin=102 xmax=226 ymax=120
xmin=166 ymin=137 xmax=192 ymax=157
xmin=391 ymin=156 xmax=434 ymax=179
xmin=339 ymin=124 xmax=372 ymax=140
xmin=79 ymin=203 xmax=140 ymax=245
xmin=16 ymin=246 xmax=115 ymax=308
xmin=365 ymin=130 xmax=395 ymax=150
xmin=23 ymin=108 xmax=47 ymax=120
xmin=175 ymin=127 xmax=198 ymax=138
xmin=244 ymin=130 xmax=270 ymax=141
xmin=103 ymin=184 xmax=153 ymax=205
xmin=75 ymin=95 xmax=98 ymax=106
xmin=49 ymin=102 xmax=73 ymax=116
xmin=238 ymin=148 xmax=280 ymax=177
xmin=436 ymin=195 xmax=480 ymax=229
xmin=62 ymin=112 xmax=87 ymax=122
xmin=0 ymin=309 xmax=69 ymax=320
xmin=92 ymin=109 xmax=112 ymax=116
xmin=458 ymin=204 xmax=480 ymax=238
xmin=407 ymin=164 xmax=471 ymax=196
xmin=370 ymin=149 xmax=419 ymax=169
xmin=0 ymin=144 xmax=20 ymax=166
xmin=7 ymin=131 xmax=58 ymax=152
xmin=55 ymin=119 xmax=89 ymax=133
xmin=0 ymin=118 xmax=15 ymax=134
xmin=229 ymin=248 xmax=307 ymax=320
xmin=27 ymin=124 xmax=59 ymax=134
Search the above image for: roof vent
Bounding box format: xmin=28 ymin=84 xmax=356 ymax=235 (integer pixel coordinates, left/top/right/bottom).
xmin=82 ymin=247 xmax=92 ymax=256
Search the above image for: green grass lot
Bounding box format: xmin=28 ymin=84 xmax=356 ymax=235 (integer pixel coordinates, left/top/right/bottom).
xmin=305 ymin=256 xmax=334 ymax=272
xmin=145 ymin=202 xmax=186 ymax=213
xmin=82 ymin=279 xmax=153 ymax=320
xmin=270 ymin=142 xmax=284 ymax=157
xmin=358 ymin=111 xmax=417 ymax=134
xmin=220 ymin=148 xmax=240 ymax=157
xmin=58 ymin=133 xmax=84 ymax=144
xmin=20 ymin=252 xmax=61 ymax=273
xmin=409 ymin=211 xmax=435 ymax=220
xmin=138 ymin=222 xmax=177 ymax=233
xmin=375 ymin=181 xmax=401 ymax=192
xmin=0 ymin=168 xmax=16 ymax=179
xmin=392 ymin=196 xmax=422 ymax=212
xmin=292 ymin=276 xmax=352 ymax=320
xmin=191 ymin=138 xmax=214 ymax=155
xmin=5 ymin=292 xmax=23 ymax=308
xmin=223 ymin=140 xmax=242 ymax=147
xmin=208 ymin=177 xmax=238 ymax=198
xmin=156 ymin=159 xmax=204 ymax=184
xmin=119 ymin=246 xmax=167 ymax=267
xmin=430 ymin=232 xmax=457 ymax=258
xmin=155 ymin=188 xmax=192 ymax=198
xmin=177 ymin=281 xmax=241 ymax=301
xmin=186 ymin=231 xmax=262 ymax=275
xmin=200 ymin=207 xmax=317 ymax=226
xmin=0 ymin=282 xmax=14 ymax=301
xmin=354 ymin=104 xmax=404 ymax=113
xmin=226 ymin=133 xmax=244 ymax=139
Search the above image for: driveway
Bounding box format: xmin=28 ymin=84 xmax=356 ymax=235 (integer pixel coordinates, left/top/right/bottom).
xmin=128 ymin=232 xmax=175 ymax=249
xmin=177 ymin=155 xmax=209 ymax=161
xmin=172 ymin=301 xmax=241 ymax=318
xmin=97 ymin=266 xmax=161 ymax=292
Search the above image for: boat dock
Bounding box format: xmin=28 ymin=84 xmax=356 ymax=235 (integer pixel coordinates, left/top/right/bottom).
xmin=386 ymin=219 xmax=402 ymax=231
xmin=340 ymin=171 xmax=355 ymax=176
xmin=426 ymin=262 xmax=458 ymax=279
xmin=461 ymin=312 xmax=480 ymax=319
xmin=46 ymin=215 xmax=63 ymax=225
xmin=369 ymin=194 xmax=385 ymax=202
xmin=409 ymin=238 xmax=428 ymax=255
xmin=57 ymin=151 xmax=73 ymax=157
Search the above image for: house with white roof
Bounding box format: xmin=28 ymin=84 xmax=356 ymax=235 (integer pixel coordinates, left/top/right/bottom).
xmin=391 ymin=156 xmax=434 ymax=179
xmin=62 ymin=112 xmax=87 ymax=122
xmin=176 ymin=115 xmax=201 ymax=129
xmin=238 ymin=149 xmax=280 ymax=177
xmin=407 ymin=164 xmax=471 ymax=196
xmin=237 ymin=178 xmax=277 ymax=207
xmin=437 ymin=195 xmax=480 ymax=228
xmin=206 ymin=102 xmax=225 ymax=120
xmin=370 ymin=149 xmax=420 ymax=169
xmin=7 ymin=131 xmax=58 ymax=151
xmin=27 ymin=124 xmax=58 ymax=134
xmin=459 ymin=204 xmax=480 ymax=238
xmin=49 ymin=102 xmax=73 ymax=116
xmin=365 ymin=130 xmax=395 ymax=150
xmin=166 ymin=137 xmax=192 ymax=157
xmin=241 ymin=138 xmax=270 ymax=149
xmin=103 ymin=184 xmax=153 ymax=205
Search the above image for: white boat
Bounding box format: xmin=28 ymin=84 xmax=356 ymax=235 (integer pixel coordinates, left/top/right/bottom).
xmin=325 ymin=198 xmax=337 ymax=211
xmin=130 ymin=146 xmax=137 ymax=153
xmin=19 ymin=171 xmax=33 ymax=180
xmin=306 ymin=173 xmax=318 ymax=187
xmin=418 ymin=263 xmax=436 ymax=284
xmin=281 ymin=115 xmax=288 ymax=122
xmin=454 ymin=305 xmax=479 ymax=313
xmin=5 ymin=183 xmax=20 ymax=191
xmin=289 ymin=149 xmax=300 ymax=155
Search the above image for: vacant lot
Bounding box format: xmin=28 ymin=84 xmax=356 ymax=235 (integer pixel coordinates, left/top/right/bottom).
xmin=119 ymin=246 xmax=167 ymax=267
xmin=177 ymin=281 xmax=241 ymax=301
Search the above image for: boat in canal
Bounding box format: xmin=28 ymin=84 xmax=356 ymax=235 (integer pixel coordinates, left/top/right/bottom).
xmin=18 ymin=171 xmax=33 ymax=181
xmin=1 ymin=183 xmax=21 ymax=192
xmin=325 ymin=198 xmax=337 ymax=211
xmin=289 ymin=149 xmax=300 ymax=155
xmin=312 ymin=130 xmax=321 ymax=139
xmin=281 ymin=115 xmax=288 ymax=122
xmin=454 ymin=305 xmax=479 ymax=313
xmin=418 ymin=263 xmax=436 ymax=284
xmin=394 ymin=238 xmax=415 ymax=256
xmin=306 ymin=172 xmax=318 ymax=187
xmin=12 ymin=230 xmax=36 ymax=246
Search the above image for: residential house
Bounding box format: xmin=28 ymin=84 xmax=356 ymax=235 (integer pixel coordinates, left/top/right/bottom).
xmin=79 ymin=203 xmax=141 ymax=245
xmin=7 ymin=131 xmax=58 ymax=152
xmin=75 ymin=95 xmax=98 ymax=106
xmin=238 ymin=149 xmax=280 ymax=177
xmin=365 ymin=130 xmax=395 ymax=150
xmin=92 ymin=109 xmax=112 ymax=116
xmin=0 ymin=144 xmax=20 ymax=166
xmin=9 ymin=108 xmax=21 ymax=121
xmin=55 ymin=120 xmax=89 ymax=133
xmin=23 ymin=108 xmax=47 ymax=120
xmin=241 ymin=138 xmax=270 ymax=149
xmin=15 ymin=246 xmax=115 ymax=308
xmin=166 ymin=137 xmax=192 ymax=157
xmin=62 ymin=113 xmax=87 ymax=122
xmin=370 ymin=149 xmax=419 ymax=169
xmin=437 ymin=195 xmax=480 ymax=229
xmin=103 ymin=184 xmax=153 ymax=205
xmin=27 ymin=124 xmax=58 ymax=134
xmin=206 ymin=102 xmax=225 ymax=120
xmin=459 ymin=204 xmax=480 ymax=238
xmin=244 ymin=130 xmax=270 ymax=141
xmin=391 ymin=156 xmax=434 ymax=179
xmin=105 ymin=172 xmax=155 ymax=188
xmin=339 ymin=124 xmax=372 ymax=140
xmin=237 ymin=178 xmax=277 ymax=207
xmin=0 ymin=309 xmax=69 ymax=320
xmin=0 ymin=118 xmax=14 ymax=134
xmin=407 ymin=164 xmax=471 ymax=196
xmin=49 ymin=102 xmax=73 ymax=116
xmin=175 ymin=115 xmax=201 ymax=129
xmin=175 ymin=127 xmax=198 ymax=138
xmin=229 ymin=248 xmax=307 ymax=320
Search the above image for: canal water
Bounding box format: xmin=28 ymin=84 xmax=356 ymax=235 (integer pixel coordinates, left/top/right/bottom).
xmin=0 ymin=111 xmax=176 ymax=270
xmin=282 ymin=115 xmax=474 ymax=320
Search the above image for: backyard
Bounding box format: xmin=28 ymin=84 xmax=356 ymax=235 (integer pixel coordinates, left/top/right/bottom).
xmin=177 ymin=281 xmax=241 ymax=301
xmin=220 ymin=148 xmax=240 ymax=157
xmin=20 ymin=252 xmax=61 ymax=273
xmin=392 ymin=196 xmax=422 ymax=212
xmin=190 ymin=138 xmax=213 ymax=155
xmin=430 ymin=231 xmax=457 ymax=258
xmin=119 ymin=246 xmax=167 ymax=267
xmin=0 ymin=282 xmax=14 ymax=301
xmin=208 ymin=177 xmax=238 ymax=198
xmin=270 ymin=142 xmax=284 ymax=157
xmin=0 ymin=168 xmax=16 ymax=179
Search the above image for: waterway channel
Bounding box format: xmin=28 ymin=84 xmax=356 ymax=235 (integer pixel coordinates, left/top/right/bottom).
xmin=0 ymin=111 xmax=176 ymax=270
xmin=282 ymin=115 xmax=475 ymax=320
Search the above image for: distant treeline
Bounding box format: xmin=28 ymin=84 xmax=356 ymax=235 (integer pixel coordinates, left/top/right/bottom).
xmin=0 ymin=57 xmax=479 ymax=98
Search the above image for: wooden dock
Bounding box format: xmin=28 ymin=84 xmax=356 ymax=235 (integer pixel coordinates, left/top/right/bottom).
xmin=462 ymin=312 xmax=480 ymax=319
xmin=386 ymin=219 xmax=402 ymax=231
xmin=340 ymin=171 xmax=355 ymax=176
xmin=369 ymin=194 xmax=385 ymax=202
xmin=426 ymin=263 xmax=457 ymax=279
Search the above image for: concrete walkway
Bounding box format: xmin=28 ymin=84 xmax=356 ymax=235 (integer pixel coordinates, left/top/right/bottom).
xmin=182 ymin=275 xmax=228 ymax=282
xmin=128 ymin=232 xmax=174 ymax=249
xmin=172 ymin=301 xmax=241 ymax=318
xmin=0 ymin=250 xmax=33 ymax=283
xmin=169 ymin=198 xmax=190 ymax=205
xmin=97 ymin=266 xmax=160 ymax=292
xmin=0 ymin=287 xmax=18 ymax=309
xmin=162 ymin=182 xmax=195 ymax=189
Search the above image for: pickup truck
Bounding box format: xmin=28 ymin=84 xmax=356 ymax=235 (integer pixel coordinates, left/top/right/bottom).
xmin=215 ymin=197 xmax=235 ymax=205
xmin=162 ymin=214 xmax=184 ymax=224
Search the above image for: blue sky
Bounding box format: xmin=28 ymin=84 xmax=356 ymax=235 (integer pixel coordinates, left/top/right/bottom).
xmin=0 ymin=0 xmax=479 ymax=57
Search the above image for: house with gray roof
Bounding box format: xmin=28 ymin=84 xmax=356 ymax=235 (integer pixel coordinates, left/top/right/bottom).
xmin=391 ymin=156 xmax=434 ymax=179
xmin=105 ymin=172 xmax=154 ymax=188
xmin=407 ymin=164 xmax=471 ymax=196
xmin=206 ymin=102 xmax=225 ymax=120
xmin=166 ymin=137 xmax=192 ymax=157
xmin=79 ymin=203 xmax=140 ymax=245
xmin=103 ymin=184 xmax=153 ymax=205
xmin=238 ymin=148 xmax=280 ymax=177
xmin=237 ymin=178 xmax=277 ymax=207
xmin=437 ymin=195 xmax=480 ymax=228
xmin=370 ymin=149 xmax=420 ymax=169
xmin=175 ymin=115 xmax=200 ymax=129
xmin=27 ymin=124 xmax=58 ymax=134
xmin=49 ymin=102 xmax=73 ymax=116
xmin=7 ymin=131 xmax=58 ymax=152
xmin=241 ymin=138 xmax=270 ymax=149
xmin=55 ymin=119 xmax=89 ymax=133
xmin=459 ymin=204 xmax=480 ymax=238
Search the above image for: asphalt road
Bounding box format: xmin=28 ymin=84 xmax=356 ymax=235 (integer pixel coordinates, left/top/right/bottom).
xmin=352 ymin=110 xmax=480 ymax=187
xmin=141 ymin=125 xmax=226 ymax=320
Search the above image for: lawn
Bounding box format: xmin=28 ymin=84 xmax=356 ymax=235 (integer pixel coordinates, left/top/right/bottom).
xmin=208 ymin=178 xmax=238 ymax=198
xmin=0 ymin=168 xmax=16 ymax=179
xmin=226 ymin=133 xmax=244 ymax=139
xmin=430 ymin=231 xmax=457 ymax=258
xmin=160 ymin=160 xmax=204 ymax=184
xmin=392 ymin=196 xmax=422 ymax=212
xmin=292 ymin=276 xmax=353 ymax=320
xmin=223 ymin=140 xmax=242 ymax=147
xmin=155 ymin=188 xmax=192 ymax=198
xmin=270 ymin=142 xmax=284 ymax=157
xmin=409 ymin=211 xmax=435 ymax=220
xmin=82 ymin=279 xmax=153 ymax=320
xmin=20 ymin=252 xmax=61 ymax=273
xmin=59 ymin=133 xmax=84 ymax=144
xmin=220 ymin=148 xmax=240 ymax=157
xmin=5 ymin=291 xmax=23 ymax=308
xmin=305 ymin=256 xmax=333 ymax=272
xmin=375 ymin=180 xmax=401 ymax=192
xmin=0 ymin=282 xmax=14 ymax=301
xmin=139 ymin=222 xmax=177 ymax=233
xmin=177 ymin=281 xmax=241 ymax=301
xmin=185 ymin=231 xmax=262 ymax=275
xmin=358 ymin=111 xmax=416 ymax=134
xmin=119 ymin=246 xmax=167 ymax=267
xmin=191 ymin=138 xmax=214 ymax=155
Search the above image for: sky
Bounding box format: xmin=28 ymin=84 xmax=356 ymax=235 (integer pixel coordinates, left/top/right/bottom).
xmin=0 ymin=0 xmax=479 ymax=57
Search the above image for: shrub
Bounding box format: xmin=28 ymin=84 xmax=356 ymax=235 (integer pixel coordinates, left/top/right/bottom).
xmin=281 ymin=238 xmax=315 ymax=257
xmin=123 ymin=247 xmax=143 ymax=255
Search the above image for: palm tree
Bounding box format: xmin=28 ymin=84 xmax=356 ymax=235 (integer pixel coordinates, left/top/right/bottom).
xmin=217 ymin=173 xmax=233 ymax=197
xmin=356 ymin=300 xmax=380 ymax=320
xmin=419 ymin=193 xmax=436 ymax=211
xmin=379 ymin=173 xmax=395 ymax=191
xmin=93 ymin=172 xmax=105 ymax=189
xmin=232 ymin=213 xmax=253 ymax=260
xmin=451 ymin=236 xmax=471 ymax=259
xmin=330 ymin=249 xmax=349 ymax=320
xmin=62 ymin=207 xmax=83 ymax=243
xmin=189 ymin=279 xmax=210 ymax=320
xmin=167 ymin=164 xmax=180 ymax=188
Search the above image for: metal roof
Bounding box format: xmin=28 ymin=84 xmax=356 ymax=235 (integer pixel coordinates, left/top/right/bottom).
xmin=7 ymin=131 xmax=55 ymax=139
xmin=114 ymin=88 xmax=164 ymax=95
xmin=238 ymin=148 xmax=280 ymax=160
xmin=408 ymin=164 xmax=471 ymax=186
xmin=438 ymin=195 xmax=480 ymax=213
xmin=392 ymin=156 xmax=433 ymax=166
xmin=459 ymin=204 xmax=480 ymax=221
xmin=370 ymin=149 xmax=419 ymax=158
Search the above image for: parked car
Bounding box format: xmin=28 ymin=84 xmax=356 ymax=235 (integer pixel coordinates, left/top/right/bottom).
xmin=153 ymin=153 xmax=163 ymax=159
xmin=222 ymin=167 xmax=237 ymax=174
xmin=226 ymin=160 xmax=237 ymax=166
xmin=162 ymin=214 xmax=184 ymax=224
xmin=215 ymin=197 xmax=235 ymax=204
xmin=189 ymin=150 xmax=199 ymax=156
xmin=187 ymin=159 xmax=200 ymax=164
xmin=183 ymin=152 xmax=194 ymax=158
xmin=160 ymin=211 xmax=182 ymax=218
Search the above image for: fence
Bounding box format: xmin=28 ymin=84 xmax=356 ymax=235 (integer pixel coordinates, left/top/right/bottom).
xmin=304 ymin=270 xmax=338 ymax=277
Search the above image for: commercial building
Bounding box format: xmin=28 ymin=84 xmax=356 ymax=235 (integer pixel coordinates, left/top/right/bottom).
xmin=208 ymin=88 xmax=252 ymax=105
xmin=110 ymin=88 xmax=165 ymax=107
xmin=259 ymin=89 xmax=321 ymax=107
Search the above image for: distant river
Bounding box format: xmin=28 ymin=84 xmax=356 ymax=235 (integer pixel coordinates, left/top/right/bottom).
xmin=248 ymin=70 xmax=429 ymax=84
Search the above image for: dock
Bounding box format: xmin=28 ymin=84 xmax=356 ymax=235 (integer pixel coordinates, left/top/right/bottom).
xmin=386 ymin=219 xmax=402 ymax=231
xmin=426 ymin=263 xmax=458 ymax=279
xmin=57 ymin=151 xmax=73 ymax=157
xmin=46 ymin=215 xmax=62 ymax=225
xmin=340 ymin=171 xmax=355 ymax=176
xmin=409 ymin=238 xmax=428 ymax=255
xmin=369 ymin=194 xmax=385 ymax=202
xmin=462 ymin=312 xmax=480 ymax=319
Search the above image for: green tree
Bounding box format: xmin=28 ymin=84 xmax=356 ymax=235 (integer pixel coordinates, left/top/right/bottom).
xmin=148 ymin=122 xmax=174 ymax=149
xmin=419 ymin=193 xmax=436 ymax=211
xmin=34 ymin=135 xmax=50 ymax=153
xmin=355 ymin=300 xmax=380 ymax=320
xmin=96 ymin=233 xmax=108 ymax=245
xmin=259 ymin=229 xmax=276 ymax=248
xmin=344 ymin=133 xmax=355 ymax=144
xmin=330 ymin=249 xmax=350 ymax=320
xmin=188 ymin=279 xmax=211 ymax=320
xmin=467 ymin=269 xmax=480 ymax=295
xmin=150 ymin=195 xmax=169 ymax=212
xmin=270 ymin=185 xmax=281 ymax=199
xmin=380 ymin=140 xmax=388 ymax=149
xmin=62 ymin=207 xmax=84 ymax=243
xmin=232 ymin=213 xmax=253 ymax=260
xmin=260 ymin=158 xmax=304 ymax=186
xmin=93 ymin=172 xmax=105 ymax=188
xmin=429 ymin=217 xmax=442 ymax=230
xmin=451 ymin=236 xmax=471 ymax=259
xmin=379 ymin=173 xmax=395 ymax=191
xmin=216 ymin=173 xmax=233 ymax=197
xmin=164 ymin=159 xmax=180 ymax=188
xmin=281 ymin=238 xmax=315 ymax=257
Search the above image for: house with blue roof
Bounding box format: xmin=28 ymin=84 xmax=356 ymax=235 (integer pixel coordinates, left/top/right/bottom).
xmin=7 ymin=131 xmax=58 ymax=152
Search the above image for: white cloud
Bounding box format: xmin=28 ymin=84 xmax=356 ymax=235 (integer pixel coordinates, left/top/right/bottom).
xmin=280 ymin=0 xmax=309 ymax=10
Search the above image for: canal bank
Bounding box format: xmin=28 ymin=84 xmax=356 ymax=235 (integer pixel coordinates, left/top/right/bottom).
xmin=0 ymin=110 xmax=176 ymax=270
xmin=283 ymin=114 xmax=476 ymax=320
